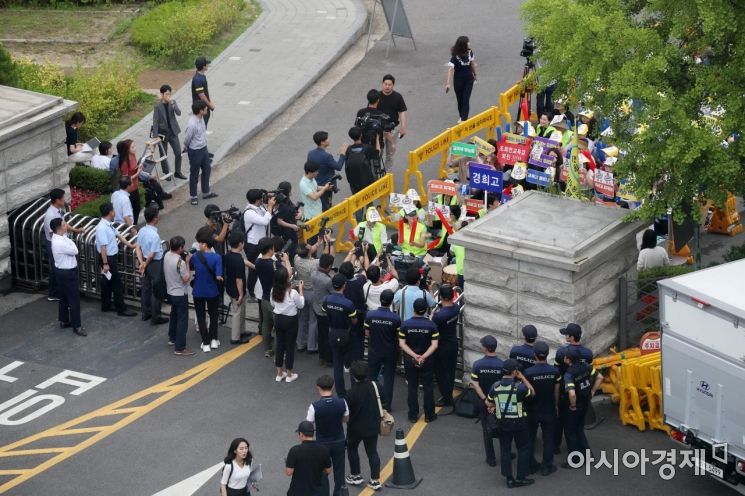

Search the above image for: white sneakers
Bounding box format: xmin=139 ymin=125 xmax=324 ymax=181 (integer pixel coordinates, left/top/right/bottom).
xmin=202 ymin=343 xmax=210 ymax=353
xmin=275 ymin=371 xmax=287 ymax=382
xmin=285 ymin=373 xmax=299 ymax=383
xmin=210 ymin=339 xmax=220 ymax=349
xmin=276 ymin=372 xmax=299 ymax=383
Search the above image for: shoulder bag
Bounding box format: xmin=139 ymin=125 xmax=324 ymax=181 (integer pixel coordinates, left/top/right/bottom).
xmin=197 ymin=251 xmax=224 ymax=294
xmin=372 ymin=381 xmax=394 ymax=436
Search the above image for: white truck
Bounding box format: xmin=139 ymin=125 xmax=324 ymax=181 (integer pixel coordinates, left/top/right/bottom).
xmin=659 ymin=259 xmax=745 ymax=493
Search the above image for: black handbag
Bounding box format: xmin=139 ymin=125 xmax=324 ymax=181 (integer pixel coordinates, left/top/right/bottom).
xmin=455 ymin=387 xmax=481 ymax=419
xmin=197 ymin=251 xmax=224 ymax=294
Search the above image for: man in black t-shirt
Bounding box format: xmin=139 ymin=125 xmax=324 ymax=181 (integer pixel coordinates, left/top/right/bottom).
xmin=286 ymin=420 xmax=332 ymax=496
xmin=355 ymin=89 xmax=391 ymax=152
xmin=224 ymin=231 xmax=251 ymax=345
xmin=271 ymin=181 xmax=300 ymax=262
xmin=345 ymin=126 xmax=379 ymax=194
xmin=378 ymin=74 xmax=408 ymax=171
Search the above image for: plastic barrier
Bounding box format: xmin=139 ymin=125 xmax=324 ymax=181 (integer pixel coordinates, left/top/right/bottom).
xmin=301 ymin=173 xmax=394 ymax=252
xmin=706 ymin=192 xmax=743 ymax=236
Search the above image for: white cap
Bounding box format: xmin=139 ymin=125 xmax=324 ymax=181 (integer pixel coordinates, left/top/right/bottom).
xmin=406 ymin=188 xmax=421 ymax=201
xmin=366 ymin=207 xmax=381 ymax=222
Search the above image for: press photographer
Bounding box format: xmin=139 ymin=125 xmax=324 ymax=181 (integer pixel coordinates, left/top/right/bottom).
xmin=270 ymin=182 xmax=304 ymax=262
xmin=298 ymin=161 xmax=333 ymax=234
xmin=355 ymin=89 xmax=393 ymax=160
xmin=243 ymin=189 xmax=276 ymax=299
xmin=203 ymin=203 xmax=240 ymax=256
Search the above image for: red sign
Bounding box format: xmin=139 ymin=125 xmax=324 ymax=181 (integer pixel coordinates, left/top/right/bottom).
xmin=465 ymin=197 xmax=485 ymax=214
xmin=594 ymin=170 xmax=615 ymax=197
xmin=640 ymin=332 xmax=661 ymax=355
xmin=497 ymin=141 xmax=530 ymax=165
xmin=427 ymin=180 xmax=458 ymax=197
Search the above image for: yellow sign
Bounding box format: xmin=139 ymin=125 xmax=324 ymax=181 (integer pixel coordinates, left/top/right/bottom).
xmin=471 ymin=136 xmax=495 ymax=155
xmin=413 ymin=129 xmax=451 ymax=165
xmin=503 ymin=132 xmax=530 ymax=144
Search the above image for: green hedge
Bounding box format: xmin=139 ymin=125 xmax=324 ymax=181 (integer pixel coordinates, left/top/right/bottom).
xmin=69 ymin=165 xmax=112 ymax=194
xmin=131 ymin=0 xmax=244 ymax=63
xmin=638 ymin=265 xmax=695 ymax=281
xmin=0 ymin=44 xmax=19 ymax=86
xmin=73 ymin=187 xmax=146 ymax=217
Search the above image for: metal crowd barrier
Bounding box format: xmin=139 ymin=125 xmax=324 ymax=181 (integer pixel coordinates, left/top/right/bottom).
xmin=8 ymin=196 xmax=164 ymax=302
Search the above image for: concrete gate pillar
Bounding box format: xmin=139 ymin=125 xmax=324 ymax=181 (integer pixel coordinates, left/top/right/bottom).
xmin=448 ymin=191 xmax=644 ymax=368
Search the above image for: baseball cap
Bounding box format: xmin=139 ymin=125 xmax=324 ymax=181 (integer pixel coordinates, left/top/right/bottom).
xmin=296 ymin=420 xmax=314 ymax=435
xmin=413 ymin=297 xmax=427 ymax=314
xmin=560 ymin=323 xmax=582 ymax=338
xmin=521 ymin=324 xmax=537 ymax=339
xmin=480 ymin=335 xmax=497 ymax=350
xmin=439 ymin=284 xmax=454 ymax=300
xmin=502 ymin=359 xmax=519 ymax=374
xmin=533 ymin=341 xmax=549 ymax=357
xmin=332 ymin=273 xmax=347 ymax=289
xmin=195 ymin=56 xmax=210 ymax=69
xmin=379 ymin=289 xmax=395 ymax=307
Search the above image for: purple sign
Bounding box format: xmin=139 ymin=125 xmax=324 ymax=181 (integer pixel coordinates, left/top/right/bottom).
xmin=529 ymin=137 xmax=560 ymax=168
xmin=528 ymin=153 xmax=557 ymax=169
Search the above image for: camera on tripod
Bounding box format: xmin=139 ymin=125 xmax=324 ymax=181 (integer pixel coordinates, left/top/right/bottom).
xmin=520 ymin=37 xmax=535 ymax=59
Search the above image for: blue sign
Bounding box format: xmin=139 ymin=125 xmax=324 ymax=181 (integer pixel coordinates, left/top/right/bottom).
xmin=526 ymin=169 xmax=551 ymax=187
xmin=469 ymin=163 xmax=502 ymax=193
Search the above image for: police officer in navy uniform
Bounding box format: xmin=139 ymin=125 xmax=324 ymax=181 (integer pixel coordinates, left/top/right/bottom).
xmin=364 ymin=289 xmax=401 ymax=411
xmin=432 ymin=284 xmax=461 ymax=408
xmin=510 ymin=324 xmax=538 ymax=370
xmin=470 ymin=335 xmax=503 ymax=467
xmin=561 ymin=346 xmax=602 ymax=468
xmin=322 ymin=273 xmax=358 ymax=398
xmin=523 ymin=341 xmax=560 ymax=475
xmin=192 ymin=56 xmax=215 ymax=127
xmin=553 ymin=322 xmax=593 ymax=454
xmin=399 ymin=298 xmax=439 ymax=423
xmin=487 ymin=359 xmax=536 ymax=488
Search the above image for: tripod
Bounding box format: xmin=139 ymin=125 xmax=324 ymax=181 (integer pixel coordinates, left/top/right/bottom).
xmin=515 ymin=59 xmax=535 ymax=122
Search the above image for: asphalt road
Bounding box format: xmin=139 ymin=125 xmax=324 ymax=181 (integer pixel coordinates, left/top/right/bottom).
xmin=0 ymin=0 xmax=741 ymax=495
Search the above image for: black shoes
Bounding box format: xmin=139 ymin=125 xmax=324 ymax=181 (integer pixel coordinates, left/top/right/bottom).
xmin=506 ymin=478 xmax=534 ymax=488
xmin=486 ymin=459 xmax=497 ymax=467
xmin=424 ymin=414 xmax=438 ymax=423
xmin=174 ymin=172 xmax=187 ymax=180
xmin=230 ymin=336 xmax=250 ymax=345
xmin=142 ymin=314 xmax=153 ymax=321
xmin=118 ymin=310 xmax=137 ymax=317
xmin=435 ymin=397 xmax=454 ymax=407
xmin=60 ymin=321 xmax=72 ymax=329
xmin=161 ymin=192 xmax=173 ymax=200
xmin=541 ymin=465 xmax=557 ymax=476
xmin=73 ymin=327 xmax=87 ymax=337
xmin=151 ymin=316 xmax=169 ymax=326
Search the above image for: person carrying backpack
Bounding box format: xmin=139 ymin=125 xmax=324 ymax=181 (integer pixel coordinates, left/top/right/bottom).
xmin=220 ymin=437 xmax=258 ymax=496
xmin=345 ymin=126 xmax=379 ymax=193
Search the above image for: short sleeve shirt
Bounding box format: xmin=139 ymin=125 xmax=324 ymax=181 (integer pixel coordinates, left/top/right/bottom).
xmin=299 ymin=176 xmax=322 ymax=220
xmin=471 ymin=356 xmax=504 ymax=395
xmin=286 ymin=441 xmax=331 ymax=496
xmin=311 ymin=269 xmax=333 ymax=315
xmin=322 ymin=293 xmax=357 ymax=329
xmin=191 ymin=72 xmax=209 ymax=101
xmin=163 ymin=251 xmax=189 ymax=297
xmin=393 ymin=285 xmax=435 ymax=321
xmin=364 ymin=308 xmax=401 ymax=356
xmin=399 ymin=316 xmax=439 ymax=355
xmin=448 ymin=50 xmax=475 ymax=80
xmin=111 ymin=190 xmax=133 ymax=224
xmin=254 ymin=257 xmax=275 ymax=301
xmin=189 ymin=251 xmax=222 ymax=298
xmin=65 ymin=125 xmax=77 ymax=155
xmin=431 ymin=304 xmax=460 ymax=351
xmin=378 ymin=90 xmax=407 ymax=127
xmin=137 ymin=225 xmax=162 ymax=260
xmin=44 ymin=205 xmax=63 ymax=242
xmin=95 ymin=219 xmax=118 ymax=255
xmin=223 ymin=251 xmax=246 ymax=299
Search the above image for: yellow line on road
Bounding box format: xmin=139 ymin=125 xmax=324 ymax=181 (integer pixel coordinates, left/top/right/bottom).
xmin=0 ymin=338 xmax=261 ymax=494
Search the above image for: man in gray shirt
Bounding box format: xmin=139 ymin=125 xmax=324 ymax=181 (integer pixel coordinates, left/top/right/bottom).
xmin=164 ymin=235 xmax=194 ymax=355
xmin=311 ymin=253 xmax=336 ymax=368
xmin=183 ymin=100 xmax=217 ymax=206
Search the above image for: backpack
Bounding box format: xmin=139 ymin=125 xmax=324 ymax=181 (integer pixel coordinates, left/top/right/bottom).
xmin=345 ymin=146 xmax=375 ymax=191
xmin=230 ymin=208 xmax=249 ymax=240
xmin=357 ymin=111 xmax=384 ymax=148
xmin=455 ymin=387 xmax=481 ymax=418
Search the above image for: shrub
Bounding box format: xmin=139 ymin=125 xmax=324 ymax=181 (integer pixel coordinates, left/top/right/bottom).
xmin=73 ymin=187 xmax=146 ymax=217
xmin=14 ymin=58 xmax=66 ymax=96
xmin=723 ymin=242 xmax=745 ymax=263
xmin=131 ymin=0 xmax=244 ymax=63
xmin=638 ymin=265 xmax=695 ymax=281
xmin=69 ymin=165 xmax=113 ymax=194
xmin=0 ymin=44 xmax=19 ymax=87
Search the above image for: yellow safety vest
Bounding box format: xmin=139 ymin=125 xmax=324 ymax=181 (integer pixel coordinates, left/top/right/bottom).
xmin=402 ymin=222 xmax=427 ymax=257
xmin=355 ymin=222 xmax=386 ymax=254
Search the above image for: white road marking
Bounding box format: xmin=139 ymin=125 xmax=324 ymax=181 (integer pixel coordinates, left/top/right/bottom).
xmin=152 ymin=462 xmax=224 ymax=496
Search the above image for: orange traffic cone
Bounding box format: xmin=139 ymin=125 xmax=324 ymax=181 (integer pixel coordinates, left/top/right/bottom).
xmin=385 ymin=428 xmax=422 ymax=489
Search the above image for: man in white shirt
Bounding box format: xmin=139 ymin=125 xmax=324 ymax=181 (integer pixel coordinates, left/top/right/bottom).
xmin=44 ymin=189 xmax=82 ymax=302
xmin=91 ymin=141 xmax=113 ymax=171
xmin=50 ymin=218 xmax=86 ymax=336
xmin=363 ymin=263 xmax=399 ymax=311
xmin=243 ymin=189 xmax=276 ymax=299
xmin=111 ymin=176 xmax=135 ymax=228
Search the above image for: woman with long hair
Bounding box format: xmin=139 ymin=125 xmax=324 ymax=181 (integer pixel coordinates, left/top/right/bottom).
xmin=271 ymin=266 xmax=305 ymax=383
xmin=220 ymin=437 xmax=255 ymax=496
xmin=116 ymin=139 xmax=143 ymax=224
xmin=637 ymin=229 xmax=670 ymax=271
xmin=445 ymin=35 xmax=477 ymax=123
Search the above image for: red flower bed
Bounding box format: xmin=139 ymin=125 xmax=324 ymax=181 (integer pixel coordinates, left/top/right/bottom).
xmin=70 ymin=186 xmax=101 ymax=211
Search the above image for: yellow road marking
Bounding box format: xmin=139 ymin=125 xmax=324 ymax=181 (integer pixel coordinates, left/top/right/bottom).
xmin=358 ymin=392 xmax=461 ymax=496
xmin=0 ymin=337 xmax=261 ymax=494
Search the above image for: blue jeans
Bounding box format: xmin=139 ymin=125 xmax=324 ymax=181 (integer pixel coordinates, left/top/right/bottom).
xmin=168 ymin=295 xmax=189 ymax=351
xmin=187 ymin=146 xmax=211 ymax=197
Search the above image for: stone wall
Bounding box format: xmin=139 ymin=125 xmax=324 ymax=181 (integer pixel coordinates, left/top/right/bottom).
xmin=0 ymin=86 xmax=78 ymax=292
xmin=449 ymin=191 xmax=643 ymax=369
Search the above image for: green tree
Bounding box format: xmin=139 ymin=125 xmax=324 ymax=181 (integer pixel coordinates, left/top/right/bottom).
xmin=521 ymin=0 xmax=745 ymax=221
xmin=0 ymin=44 xmax=19 ymax=87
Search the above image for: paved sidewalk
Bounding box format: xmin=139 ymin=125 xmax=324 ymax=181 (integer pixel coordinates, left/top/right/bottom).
xmin=115 ymin=0 xmax=367 ymax=181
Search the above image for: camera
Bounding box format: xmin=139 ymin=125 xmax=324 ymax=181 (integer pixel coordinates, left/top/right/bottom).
xmin=263 ymin=189 xmax=288 ymax=204
xmin=209 ymin=205 xmax=241 ymax=225
xmin=418 ymin=265 xmax=432 ymax=290
xmin=329 ymin=174 xmax=343 ymax=194
xmin=318 ymin=216 xmax=332 ymax=237
xmin=181 ymin=247 xmax=197 ymax=261
xmin=277 ymin=239 xmax=293 ymax=258
xmin=520 ymin=37 xmax=535 ymax=58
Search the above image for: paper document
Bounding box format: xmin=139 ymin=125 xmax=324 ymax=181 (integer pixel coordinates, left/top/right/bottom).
xmin=248 ymin=464 xmax=263 ymax=482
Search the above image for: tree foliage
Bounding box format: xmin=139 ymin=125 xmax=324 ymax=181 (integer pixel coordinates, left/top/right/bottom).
xmin=521 ymin=0 xmax=745 ymax=221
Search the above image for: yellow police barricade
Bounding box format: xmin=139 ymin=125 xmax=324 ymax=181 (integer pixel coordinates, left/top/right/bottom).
xmin=345 ymin=173 xmax=395 ymax=230
xmin=405 ymin=129 xmax=451 ymax=202
xmin=499 ymin=83 xmax=522 ymax=115
xmin=301 ymin=199 xmax=352 ymax=252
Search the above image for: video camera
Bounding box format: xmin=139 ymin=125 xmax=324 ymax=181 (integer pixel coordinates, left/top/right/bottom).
xmin=520 ymin=37 xmax=535 ymax=59
xmin=209 ymin=205 xmax=241 ymax=225
xmin=262 ymin=189 xmax=288 ymax=204
xmin=356 ymin=111 xmax=395 ymax=133
xmin=329 ymin=174 xmax=343 ymax=194
xmin=419 ymin=265 xmax=432 ymax=291
xmin=180 ymin=247 xmax=198 ymax=261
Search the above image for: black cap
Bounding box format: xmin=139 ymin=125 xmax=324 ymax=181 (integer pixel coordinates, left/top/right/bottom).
xmin=502 ymin=359 xmax=519 ymax=374
xmin=195 ymin=56 xmax=210 ymax=69
xmin=296 ymin=420 xmax=314 ymax=435
xmin=439 ymin=284 xmax=454 ymax=300
xmin=332 ymin=273 xmax=347 ymax=289
xmin=413 ymin=297 xmax=428 ymax=314
xmin=521 ymin=324 xmax=537 ymax=339
xmin=380 ymin=289 xmax=395 ymax=307
xmin=480 ymin=335 xmax=497 ymax=350
xmin=560 ymin=323 xmax=582 ymax=339
xmin=533 ymin=341 xmax=549 ymax=357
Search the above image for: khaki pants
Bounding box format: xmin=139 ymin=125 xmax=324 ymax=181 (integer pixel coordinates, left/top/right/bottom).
xmin=230 ymin=296 xmax=246 ymax=341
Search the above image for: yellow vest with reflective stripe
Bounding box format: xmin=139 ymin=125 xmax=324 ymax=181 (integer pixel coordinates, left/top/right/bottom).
xmin=492 ymin=383 xmax=526 ymax=419
xmin=402 ymin=223 xmax=427 ymax=257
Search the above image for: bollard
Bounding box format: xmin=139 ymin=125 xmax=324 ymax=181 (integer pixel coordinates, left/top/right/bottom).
xmin=385 ymin=428 xmax=422 ymax=489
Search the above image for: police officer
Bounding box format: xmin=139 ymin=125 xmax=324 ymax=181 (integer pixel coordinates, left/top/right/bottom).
xmin=487 ymin=359 xmax=535 ymax=488
xmin=470 ymin=335 xmax=503 ymax=467
xmin=192 ymin=56 xmax=215 ymax=127
xmin=433 ymin=285 xmax=460 ymax=408
xmin=399 ymin=298 xmax=439 ymax=423
xmin=560 ymin=346 xmax=602 ymax=467
xmin=523 ymin=341 xmax=560 ymax=475
xmin=510 ymin=324 xmax=538 ymax=370
xmin=50 ymin=218 xmax=85 ymax=336
xmin=322 ymin=273 xmax=358 ymax=398
xmin=364 ymin=289 xmax=401 ymax=412
xmin=553 ymin=322 xmax=593 ymax=454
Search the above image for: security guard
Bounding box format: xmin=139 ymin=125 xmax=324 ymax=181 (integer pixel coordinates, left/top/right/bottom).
xmin=553 ymin=322 xmax=593 ymax=453
xmin=471 ymin=335 xmax=503 ymax=467
xmin=321 ymin=273 xmax=358 ymax=398
xmin=560 ymin=346 xmax=602 ymax=467
xmin=399 ymin=298 xmax=439 ymax=423
xmin=487 ymin=359 xmax=535 ymax=488
xmin=432 ymin=285 xmax=460 ymax=408
xmin=510 ymin=324 xmax=538 ymax=370
xmin=523 ymin=341 xmax=560 ymax=475
xmin=364 ymin=289 xmax=401 ymax=411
